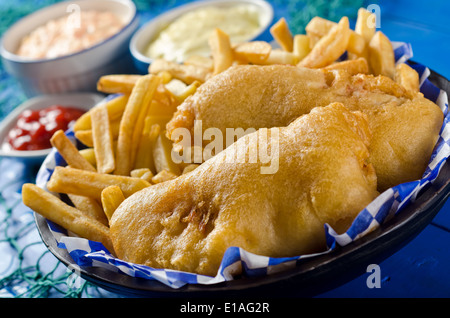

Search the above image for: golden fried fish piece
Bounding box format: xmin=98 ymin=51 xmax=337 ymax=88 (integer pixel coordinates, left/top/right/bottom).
xmin=167 ymin=64 xmax=443 ymax=191
xmin=110 ymin=103 xmax=378 ymax=276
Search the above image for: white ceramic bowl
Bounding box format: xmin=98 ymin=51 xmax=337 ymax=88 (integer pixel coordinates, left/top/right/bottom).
xmin=0 ymin=0 xmax=139 ymax=97
xmin=130 ymin=0 xmax=274 ymax=74
xmin=0 ymin=93 xmax=105 ymax=165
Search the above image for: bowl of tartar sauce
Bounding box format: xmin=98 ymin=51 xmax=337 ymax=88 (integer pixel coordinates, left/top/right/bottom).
xmin=129 ymin=0 xmax=274 ymax=73
xmin=0 ymin=0 xmax=139 ymax=97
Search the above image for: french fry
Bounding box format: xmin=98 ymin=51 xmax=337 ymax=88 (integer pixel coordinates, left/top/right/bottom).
xmin=97 ymin=74 xmax=141 ymax=95
xmin=355 ymin=8 xmax=376 ymax=44
xmin=22 ymin=183 xmax=114 ymax=253
xmin=105 ymin=95 xmax=130 ymax=122
xmin=368 ymin=31 xmax=395 ymax=78
xmin=73 ymin=95 xmax=128 ymax=131
xmin=68 ymin=194 xmax=108 ymax=225
xmin=79 ymin=148 xmax=96 ymax=167
xmin=165 ymin=79 xmax=187 ymax=97
xmin=134 ymin=123 xmax=160 ymax=173
xmin=305 ymin=16 xmax=334 ymax=36
xmin=101 ymin=185 xmax=125 ymax=222
xmin=129 ymin=83 xmax=159 ymax=167
xmin=261 ymin=49 xmax=296 ymax=65
xmin=184 ymin=55 xmax=214 ymax=71
xmin=270 ymin=18 xmax=293 ymax=52
xmin=91 ymin=104 xmax=115 ymax=174
xmin=74 ymin=130 xmax=94 ymax=147
xmin=141 ymin=115 xmax=173 ymax=132
xmin=50 ymin=130 xmax=96 ymax=172
xmin=109 ymin=119 xmax=121 ymax=139
xmin=209 ymin=28 xmax=234 ymax=75
xmin=308 ymin=34 xmax=321 ymax=49
xmin=156 ymin=70 xmax=173 ymax=84
xmin=154 ymin=83 xmax=179 ymax=108
xmin=347 ymin=47 xmax=370 ymax=64
xmin=394 ymin=63 xmax=420 ymax=93
xmin=298 ymin=17 xmax=351 ymax=69
xmin=347 ymin=32 xmax=366 ymax=56
xmin=147 ymin=98 xmax=178 ymax=121
xmin=350 ymin=8 xmax=376 ymax=66
xmin=323 ymin=57 xmax=369 ymax=75
xmin=115 ymin=74 xmax=160 ymax=176
xmin=232 ymin=41 xmax=272 ymax=64
xmin=130 ymin=168 xmax=154 ymax=183
xmin=149 ymin=59 xmax=210 ymax=84
xmin=293 ymin=34 xmax=311 ymax=62
xmin=75 ymin=120 xmax=121 ymax=148
xmin=170 ymin=80 xmax=201 ymax=103
xmin=47 ymin=166 xmax=151 ymax=199
xmin=151 ymin=169 xmax=177 ymax=184
xmin=305 ymin=16 xmax=365 ymax=55
xmin=153 ymin=132 xmax=181 ymax=175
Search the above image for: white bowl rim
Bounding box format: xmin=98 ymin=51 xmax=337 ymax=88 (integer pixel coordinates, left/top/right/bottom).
xmin=0 ymin=92 xmax=105 ymax=158
xmin=130 ymin=0 xmax=274 ymax=65
xmin=0 ymin=0 xmax=138 ymax=65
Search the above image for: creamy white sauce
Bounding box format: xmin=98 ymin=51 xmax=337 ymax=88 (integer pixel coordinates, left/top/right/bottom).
xmin=16 ymin=10 xmax=125 ymax=59
xmin=146 ymin=5 xmax=262 ymax=63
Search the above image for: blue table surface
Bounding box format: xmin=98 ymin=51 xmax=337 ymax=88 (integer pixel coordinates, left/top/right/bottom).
xmin=318 ymin=0 xmax=450 ymax=298
xmin=0 ymin=0 xmax=450 ymax=299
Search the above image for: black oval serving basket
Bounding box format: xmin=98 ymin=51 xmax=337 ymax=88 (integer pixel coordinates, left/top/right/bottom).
xmin=34 ymin=65 xmax=450 ymax=298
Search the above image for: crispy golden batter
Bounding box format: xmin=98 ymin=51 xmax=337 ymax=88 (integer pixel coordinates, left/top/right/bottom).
xmin=167 ymin=64 xmax=443 ymax=191
xmin=110 ymin=103 xmax=378 ymax=276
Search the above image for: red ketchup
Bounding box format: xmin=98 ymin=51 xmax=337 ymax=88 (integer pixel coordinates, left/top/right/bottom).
xmin=5 ymin=105 xmax=85 ymax=151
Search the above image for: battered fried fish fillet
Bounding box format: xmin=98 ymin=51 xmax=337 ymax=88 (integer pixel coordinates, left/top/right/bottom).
xmin=167 ymin=64 xmax=443 ymax=191
xmin=110 ymin=103 xmax=378 ymax=276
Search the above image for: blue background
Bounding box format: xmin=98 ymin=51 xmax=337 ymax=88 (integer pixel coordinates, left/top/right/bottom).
xmin=319 ymin=0 xmax=450 ymax=297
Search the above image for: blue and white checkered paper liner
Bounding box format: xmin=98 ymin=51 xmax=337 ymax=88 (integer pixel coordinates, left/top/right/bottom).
xmin=34 ymin=42 xmax=450 ymax=289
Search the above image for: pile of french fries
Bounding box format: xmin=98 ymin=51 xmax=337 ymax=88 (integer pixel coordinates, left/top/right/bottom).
xmin=148 ymin=8 xmax=419 ymax=92
xmin=22 ymin=72 xmax=199 ymax=254
xmin=22 ymin=7 xmax=420 ymax=256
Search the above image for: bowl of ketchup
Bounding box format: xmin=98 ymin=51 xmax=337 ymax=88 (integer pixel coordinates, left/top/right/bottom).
xmin=0 ymin=93 xmax=104 ymax=164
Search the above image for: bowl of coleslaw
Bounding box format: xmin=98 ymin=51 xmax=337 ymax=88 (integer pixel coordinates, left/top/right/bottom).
xmin=0 ymin=0 xmax=139 ymax=97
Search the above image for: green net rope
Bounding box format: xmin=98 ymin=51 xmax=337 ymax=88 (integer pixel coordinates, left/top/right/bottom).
xmin=0 ymin=0 xmax=364 ymax=298
xmin=0 ymin=205 xmax=87 ymax=298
